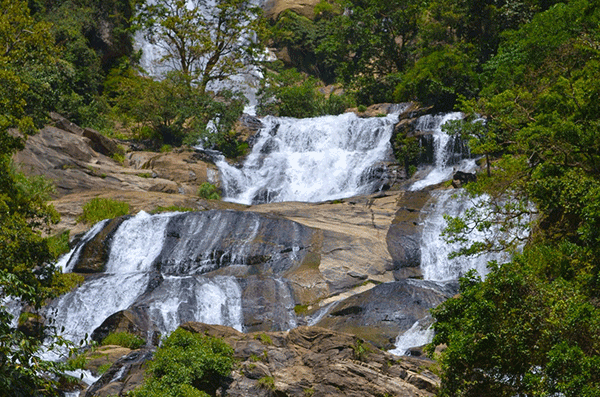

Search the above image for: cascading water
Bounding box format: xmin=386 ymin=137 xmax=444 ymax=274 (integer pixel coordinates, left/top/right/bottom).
xmin=47 ymin=211 xmax=250 ymax=344
xmin=419 ymin=189 xmax=510 ymax=281
xmin=409 ymin=112 xmax=476 ymax=191
xmin=46 ymin=209 xmax=314 ymax=348
xmin=388 ymin=320 xmax=434 ymax=356
xmin=218 ymin=110 xmax=403 ymax=204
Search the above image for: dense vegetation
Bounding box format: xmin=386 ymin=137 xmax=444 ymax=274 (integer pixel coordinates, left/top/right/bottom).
xmin=131 ymin=329 xmax=235 ymax=397
xmin=2 ymin=0 xmax=600 ymax=394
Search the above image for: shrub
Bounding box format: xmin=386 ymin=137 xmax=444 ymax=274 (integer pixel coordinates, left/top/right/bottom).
xmin=102 ymin=331 xmax=145 ymax=349
xmin=97 ymin=363 xmax=112 ymax=375
xmin=197 ymin=183 xmax=221 ymax=200
xmin=77 ymin=197 xmax=130 ymax=224
xmin=255 ymin=333 xmax=273 ymax=345
xmin=131 ymin=329 xmax=235 ymax=397
xmin=257 ymin=376 xmax=275 ymax=391
xmin=150 ymin=206 xmax=196 ymax=214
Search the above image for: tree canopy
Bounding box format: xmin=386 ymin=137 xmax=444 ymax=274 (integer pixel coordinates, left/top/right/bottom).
xmin=428 ymin=1 xmax=600 ymax=395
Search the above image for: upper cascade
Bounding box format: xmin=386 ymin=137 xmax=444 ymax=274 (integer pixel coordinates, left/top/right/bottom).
xmin=409 ymin=112 xmax=476 ymax=191
xmin=217 ymin=109 xmax=405 ymax=204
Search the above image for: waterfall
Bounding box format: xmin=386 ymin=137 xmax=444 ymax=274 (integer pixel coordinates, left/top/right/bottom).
xmin=409 ymin=112 xmax=476 ymax=191
xmin=420 ymin=190 xmax=510 ymax=281
xmin=46 ymin=272 xmax=150 ymax=343
xmin=45 ymin=209 xmax=315 ymax=344
xmin=148 ymin=275 xmax=243 ymax=333
xmin=218 ymin=110 xmax=403 ymax=204
xmin=389 ymin=320 xmax=434 ymax=356
xmin=46 ymin=211 xmax=247 ymax=342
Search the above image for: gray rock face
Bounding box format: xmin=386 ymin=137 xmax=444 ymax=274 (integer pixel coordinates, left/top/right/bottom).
xmin=386 ymin=191 xmax=431 ymax=279
xmin=155 ymin=210 xmax=314 ymax=276
xmin=316 ymin=279 xmax=457 ymax=349
xmin=62 ymin=210 xmax=318 ymax=337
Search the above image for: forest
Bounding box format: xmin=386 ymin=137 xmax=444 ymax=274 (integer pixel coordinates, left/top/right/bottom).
xmin=1 ymin=0 xmax=600 ymax=395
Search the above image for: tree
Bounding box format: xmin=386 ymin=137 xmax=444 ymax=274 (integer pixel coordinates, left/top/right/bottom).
xmin=136 ymin=0 xmax=264 ymax=94
xmin=429 ymin=1 xmax=600 ymax=395
xmin=109 ymin=69 xmax=246 ymax=151
xmin=0 ymin=1 xmax=80 ymax=394
xmin=316 ymin=0 xmax=425 ymax=104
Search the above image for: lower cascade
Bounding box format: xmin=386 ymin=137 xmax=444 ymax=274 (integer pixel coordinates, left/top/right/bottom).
xmin=47 ymin=209 xmax=314 ymax=345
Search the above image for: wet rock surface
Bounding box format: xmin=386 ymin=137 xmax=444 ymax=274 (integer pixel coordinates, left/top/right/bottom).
xmin=316 ymin=280 xmax=458 ymax=349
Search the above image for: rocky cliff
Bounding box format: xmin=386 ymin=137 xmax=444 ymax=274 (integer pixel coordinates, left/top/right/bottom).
xmin=85 ymin=323 xmax=439 ymax=397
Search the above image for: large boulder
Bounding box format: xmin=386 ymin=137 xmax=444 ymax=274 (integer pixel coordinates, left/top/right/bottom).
xmin=386 ymin=191 xmax=431 ymax=279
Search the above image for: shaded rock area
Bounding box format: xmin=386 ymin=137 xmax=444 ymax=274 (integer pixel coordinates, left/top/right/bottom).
xmin=85 ymin=323 xmax=439 ymax=397
xmin=387 ymin=191 xmax=432 ymax=279
xmin=316 ymin=280 xmax=458 ymax=349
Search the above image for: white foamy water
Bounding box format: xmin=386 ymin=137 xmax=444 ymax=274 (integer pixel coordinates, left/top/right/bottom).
xmin=46 ymin=273 xmax=149 ymax=343
xmin=148 ymin=275 xmax=243 ymax=334
xmin=105 ymin=211 xmax=172 ymax=274
xmin=420 ymin=190 xmax=510 ymax=281
xmin=218 ymin=110 xmax=402 ymax=204
xmin=409 ymin=112 xmax=476 ymax=191
xmin=389 ymin=320 xmax=434 ymax=356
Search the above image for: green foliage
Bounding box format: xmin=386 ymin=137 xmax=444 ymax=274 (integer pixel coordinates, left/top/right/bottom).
xmin=352 ymin=338 xmax=370 ymax=361
xmin=197 ymin=183 xmax=221 ymax=201
xmin=430 ymin=252 xmax=600 ymax=397
xmin=294 ymin=304 xmax=309 ymax=315
xmin=51 ymin=273 xmax=85 ymax=296
xmin=255 ymin=333 xmax=273 ymax=345
xmin=257 ymin=376 xmax=275 ymax=391
xmin=431 ymin=2 xmax=600 ymax=395
xmin=109 ymin=70 xmax=246 ymax=154
xmin=112 ymin=152 xmax=126 ymax=164
xmin=97 ymin=363 xmax=112 ymax=375
xmin=102 ymin=332 xmax=145 ymax=350
xmin=136 ymin=0 xmax=265 ymax=94
xmin=258 ymin=68 xmax=352 ymax=118
xmin=394 ymin=45 xmax=479 ymax=111
xmin=46 ymin=230 xmax=70 ymax=259
xmin=131 ymin=329 xmax=235 ymax=397
xmin=77 ymin=197 xmax=130 ymax=224
xmin=151 ymin=206 xmax=197 ymax=214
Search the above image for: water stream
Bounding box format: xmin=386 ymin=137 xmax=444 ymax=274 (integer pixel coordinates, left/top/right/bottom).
xmin=218 ymin=109 xmax=404 ymax=204
xmin=409 ymin=112 xmax=477 ymax=191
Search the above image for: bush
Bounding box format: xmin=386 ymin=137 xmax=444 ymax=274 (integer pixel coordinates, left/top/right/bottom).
xmin=257 ymin=376 xmax=275 ymax=391
xmin=77 ymin=197 xmax=130 ymax=224
xmin=257 ymin=68 xmax=353 ymax=118
xmin=197 ymin=183 xmax=221 ymax=200
xmin=131 ymin=329 xmax=235 ymax=397
xmin=102 ymin=331 xmax=145 ymax=349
